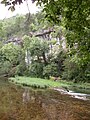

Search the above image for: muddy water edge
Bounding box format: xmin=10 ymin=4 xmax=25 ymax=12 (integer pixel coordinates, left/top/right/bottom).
xmin=0 ymin=77 xmax=90 ymax=120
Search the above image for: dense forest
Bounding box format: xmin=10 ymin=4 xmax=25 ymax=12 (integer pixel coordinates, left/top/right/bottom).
xmin=0 ymin=10 xmax=90 ymax=83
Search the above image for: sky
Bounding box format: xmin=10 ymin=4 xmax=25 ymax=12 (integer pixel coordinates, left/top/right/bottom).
xmin=0 ymin=0 xmax=40 ymax=20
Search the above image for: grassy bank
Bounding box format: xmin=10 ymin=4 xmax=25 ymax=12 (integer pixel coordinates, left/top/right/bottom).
xmin=9 ymin=76 xmax=90 ymax=90
xmin=9 ymin=76 xmax=63 ymax=89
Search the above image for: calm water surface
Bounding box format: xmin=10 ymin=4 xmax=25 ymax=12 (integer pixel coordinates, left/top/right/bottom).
xmin=0 ymin=78 xmax=90 ymax=120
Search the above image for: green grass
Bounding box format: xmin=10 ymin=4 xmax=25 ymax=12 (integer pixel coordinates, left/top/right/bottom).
xmin=9 ymin=76 xmax=64 ymax=89
xmin=57 ymin=80 xmax=90 ymax=89
xmin=9 ymin=76 xmax=90 ymax=90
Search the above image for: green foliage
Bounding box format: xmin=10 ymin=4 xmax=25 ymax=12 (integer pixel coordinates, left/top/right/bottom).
xmin=62 ymin=58 xmax=79 ymax=81
xmin=62 ymin=57 xmax=90 ymax=83
xmin=23 ymin=35 xmax=67 ymax=78
xmin=1 ymin=1 xmax=90 ymax=64
xmin=48 ymin=46 xmax=66 ymax=76
xmin=0 ymin=41 xmax=3 ymax=49
xmin=10 ymin=76 xmax=62 ymax=89
xmin=0 ymin=43 xmax=22 ymax=64
xmin=0 ymin=21 xmax=5 ymax=39
xmin=15 ymin=61 xmax=26 ymax=76
xmin=30 ymin=23 xmax=37 ymax=32
xmin=0 ymin=2 xmax=89 ymax=83
xmin=35 ymin=0 xmax=90 ymax=82
xmin=23 ymin=35 xmax=32 ymax=50
xmin=3 ymin=15 xmax=25 ymax=38
xmin=43 ymin=63 xmax=59 ymax=79
xmin=0 ymin=14 xmax=36 ymax=40
xmin=28 ymin=37 xmax=49 ymax=57
xmin=28 ymin=62 xmax=44 ymax=78
xmin=0 ymin=61 xmax=12 ymax=75
xmin=23 ymin=35 xmax=49 ymax=65
xmin=0 ymin=43 xmax=24 ymax=76
xmin=85 ymin=63 xmax=90 ymax=83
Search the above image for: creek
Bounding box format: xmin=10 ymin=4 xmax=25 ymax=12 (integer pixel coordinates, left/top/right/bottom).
xmin=0 ymin=77 xmax=90 ymax=120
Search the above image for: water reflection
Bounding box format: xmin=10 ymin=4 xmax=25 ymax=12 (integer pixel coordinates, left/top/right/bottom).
xmin=23 ymin=88 xmax=30 ymax=103
xmin=22 ymin=88 xmax=60 ymax=119
xmin=0 ymin=78 xmax=90 ymax=120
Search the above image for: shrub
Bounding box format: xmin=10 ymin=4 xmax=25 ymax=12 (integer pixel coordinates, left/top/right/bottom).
xmin=15 ymin=61 xmax=26 ymax=76
xmin=62 ymin=58 xmax=90 ymax=82
xmin=43 ymin=63 xmax=59 ymax=79
xmin=28 ymin=62 xmax=44 ymax=78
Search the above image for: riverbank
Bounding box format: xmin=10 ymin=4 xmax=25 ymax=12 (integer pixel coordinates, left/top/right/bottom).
xmin=9 ymin=76 xmax=90 ymax=91
xmin=9 ymin=76 xmax=62 ymax=89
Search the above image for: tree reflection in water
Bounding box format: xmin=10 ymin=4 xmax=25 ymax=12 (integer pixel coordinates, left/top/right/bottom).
xmin=22 ymin=88 xmax=30 ymax=103
xmin=0 ymin=79 xmax=90 ymax=120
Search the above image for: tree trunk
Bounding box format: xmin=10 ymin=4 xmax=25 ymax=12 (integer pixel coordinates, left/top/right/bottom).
xmin=42 ymin=52 xmax=47 ymax=65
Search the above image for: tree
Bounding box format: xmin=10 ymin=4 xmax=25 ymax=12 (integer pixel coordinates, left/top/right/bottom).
xmin=62 ymin=56 xmax=90 ymax=83
xmin=34 ymin=0 xmax=90 ymax=81
xmin=0 ymin=43 xmax=24 ymax=76
xmin=1 ymin=0 xmax=90 ymax=81
xmin=2 ymin=15 xmax=26 ymax=39
xmin=0 ymin=43 xmax=22 ymax=64
xmin=1 ymin=0 xmax=89 ymax=64
xmin=23 ymin=36 xmax=49 ymax=65
xmin=23 ymin=35 xmax=50 ymax=77
xmin=0 ymin=21 xmax=5 ymax=39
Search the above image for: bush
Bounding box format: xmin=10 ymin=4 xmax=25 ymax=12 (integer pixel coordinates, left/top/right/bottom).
xmin=0 ymin=61 xmax=12 ymax=75
xmin=28 ymin=62 xmax=44 ymax=78
xmin=15 ymin=61 xmax=26 ymax=76
xmin=43 ymin=63 xmax=59 ymax=79
xmin=62 ymin=58 xmax=80 ymax=82
xmin=62 ymin=58 xmax=90 ymax=83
